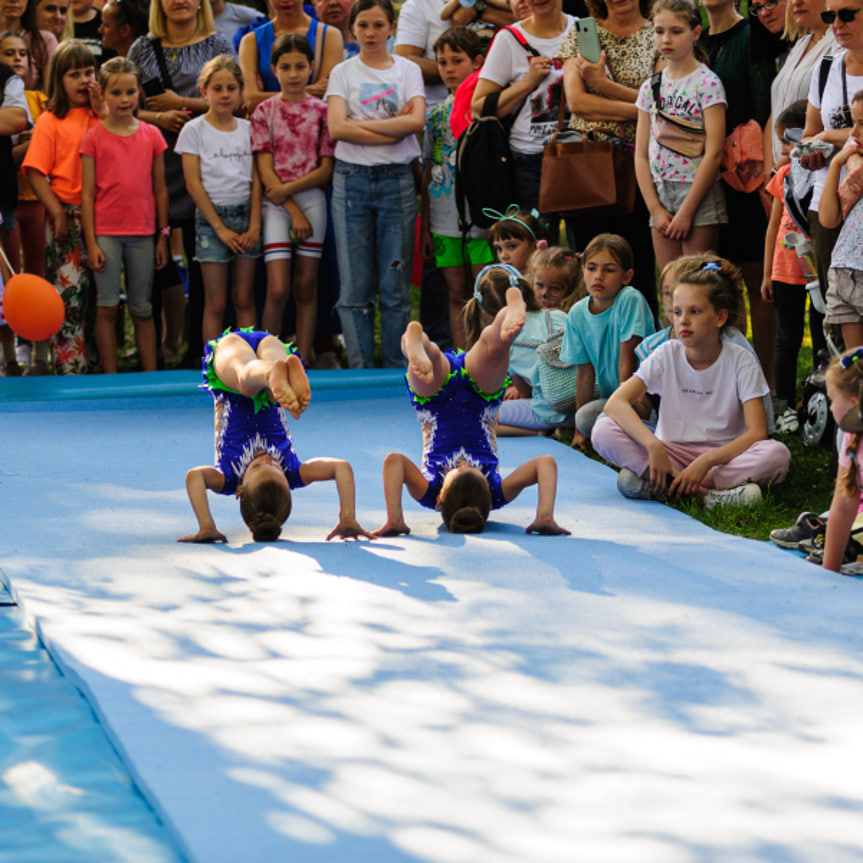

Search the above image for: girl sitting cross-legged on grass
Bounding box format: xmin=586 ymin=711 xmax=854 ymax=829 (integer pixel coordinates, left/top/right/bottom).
xmin=592 ymin=257 xmax=791 ymax=508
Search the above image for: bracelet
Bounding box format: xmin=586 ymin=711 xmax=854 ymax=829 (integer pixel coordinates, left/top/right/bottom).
xmin=159 ymin=226 xmax=171 ymax=238
xmin=156 ymin=112 xmax=162 ymax=122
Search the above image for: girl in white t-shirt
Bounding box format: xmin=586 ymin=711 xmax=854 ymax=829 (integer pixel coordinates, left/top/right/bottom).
xmin=592 ymin=257 xmax=791 ymax=508
xmin=325 ymin=0 xmax=425 ymax=369
xmin=634 ymin=0 xmax=727 ymax=273
xmin=176 ymin=54 xmax=262 ymax=345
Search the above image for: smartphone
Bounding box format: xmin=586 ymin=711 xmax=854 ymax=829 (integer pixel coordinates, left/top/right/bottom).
xmin=142 ymin=77 xmax=165 ymax=98
xmin=575 ymin=18 xmax=601 ymax=64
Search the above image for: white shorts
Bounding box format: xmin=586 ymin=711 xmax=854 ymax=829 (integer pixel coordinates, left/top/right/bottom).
xmin=262 ymin=187 xmax=326 ymax=262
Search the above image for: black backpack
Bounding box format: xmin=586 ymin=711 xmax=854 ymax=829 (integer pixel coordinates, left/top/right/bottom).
xmin=453 ymin=28 xmax=539 ymax=234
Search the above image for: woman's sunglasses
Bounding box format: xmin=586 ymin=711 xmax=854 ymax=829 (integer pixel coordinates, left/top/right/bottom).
xmin=821 ymin=8 xmax=863 ymax=23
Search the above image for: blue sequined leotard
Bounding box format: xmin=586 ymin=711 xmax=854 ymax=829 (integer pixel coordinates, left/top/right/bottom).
xmin=407 ymin=351 xmax=508 ymax=510
xmin=201 ymin=329 xmax=306 ymax=496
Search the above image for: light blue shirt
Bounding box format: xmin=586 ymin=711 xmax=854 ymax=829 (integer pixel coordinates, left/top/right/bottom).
xmin=559 ymin=286 xmax=655 ymax=397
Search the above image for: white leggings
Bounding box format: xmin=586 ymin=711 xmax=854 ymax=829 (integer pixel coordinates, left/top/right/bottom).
xmin=262 ymin=187 xmax=326 ymax=262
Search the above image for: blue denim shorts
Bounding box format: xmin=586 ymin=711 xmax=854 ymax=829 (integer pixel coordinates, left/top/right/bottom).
xmin=195 ymin=201 xmax=262 ymax=264
xmin=650 ymin=180 xmax=728 ymax=228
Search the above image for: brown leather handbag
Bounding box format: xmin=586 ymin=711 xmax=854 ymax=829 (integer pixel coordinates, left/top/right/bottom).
xmin=538 ymin=92 xmax=637 ymax=219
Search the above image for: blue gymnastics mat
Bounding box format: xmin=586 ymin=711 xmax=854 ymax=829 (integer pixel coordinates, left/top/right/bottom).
xmin=2 ymin=371 xmax=863 ymax=863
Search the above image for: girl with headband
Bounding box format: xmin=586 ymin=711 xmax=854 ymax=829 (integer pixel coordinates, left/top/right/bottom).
xmin=485 ymin=205 xmax=547 ymax=275
xmin=372 ymin=264 xmax=570 ymax=537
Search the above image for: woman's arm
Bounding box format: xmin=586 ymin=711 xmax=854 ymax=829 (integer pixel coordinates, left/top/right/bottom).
xmin=146 ymin=88 xmax=207 ymax=115
xmin=471 ymin=57 xmax=549 ymax=119
xmin=440 ymin=0 xmax=459 ymax=19
xmin=177 ymin=466 xmax=228 ymax=542
xmin=80 ymin=154 xmax=104 ymax=272
xmin=563 ymin=56 xmax=639 ymax=122
xmin=306 ymin=25 xmax=344 ymax=98
xmin=394 ymin=45 xmax=442 ymax=86
xmin=665 ymin=101 xmax=726 ymax=240
xmin=327 ymin=94 xmax=400 ymax=144
xmin=239 ymin=31 xmax=279 ymax=113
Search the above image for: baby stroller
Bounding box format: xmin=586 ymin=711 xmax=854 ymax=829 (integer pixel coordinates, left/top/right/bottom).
xmin=782 ymin=233 xmax=842 ymax=448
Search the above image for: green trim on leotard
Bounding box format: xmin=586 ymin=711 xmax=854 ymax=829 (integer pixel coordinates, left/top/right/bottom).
xmin=409 ymin=349 xmax=510 ymax=405
xmin=202 ymin=327 xmax=297 ymax=414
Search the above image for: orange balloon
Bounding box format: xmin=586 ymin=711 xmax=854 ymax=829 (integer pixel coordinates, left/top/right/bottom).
xmin=3 ymin=274 xmax=65 ymax=341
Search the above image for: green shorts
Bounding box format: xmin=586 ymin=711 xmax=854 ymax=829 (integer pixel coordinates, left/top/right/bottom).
xmin=433 ymin=234 xmax=494 ymax=269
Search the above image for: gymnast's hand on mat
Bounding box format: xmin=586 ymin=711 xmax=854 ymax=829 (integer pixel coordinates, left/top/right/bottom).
xmin=327 ymin=517 xmax=375 ymax=541
xmin=177 ymin=526 xmax=228 ymax=543
xmin=526 ymin=516 xmax=571 ymax=536
xmin=372 ymin=517 xmax=411 ymax=538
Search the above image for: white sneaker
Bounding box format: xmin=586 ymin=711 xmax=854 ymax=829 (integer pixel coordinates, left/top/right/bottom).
xmin=704 ymin=483 xmax=762 ymax=510
xmin=775 ymin=407 xmax=799 ymax=433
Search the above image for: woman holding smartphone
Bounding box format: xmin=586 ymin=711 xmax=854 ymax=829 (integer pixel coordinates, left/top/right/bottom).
xmin=471 ymin=0 xmax=576 ymax=223
xmin=558 ymin=0 xmax=660 ymax=321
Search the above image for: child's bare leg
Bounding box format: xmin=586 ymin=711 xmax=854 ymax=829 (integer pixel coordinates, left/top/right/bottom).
xmin=213 ymin=333 xmax=308 ymax=418
xmin=212 ymin=333 xmax=260 ymax=393
xmin=465 ymin=286 xmax=526 ymax=395
xmin=403 ymin=321 xmax=451 ymax=398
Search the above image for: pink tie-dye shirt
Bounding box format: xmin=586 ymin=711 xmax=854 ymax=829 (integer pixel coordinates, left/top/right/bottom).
xmin=249 ymin=94 xmax=336 ymax=182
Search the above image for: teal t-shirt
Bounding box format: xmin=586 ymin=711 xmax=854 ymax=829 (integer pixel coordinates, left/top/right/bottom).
xmin=559 ymin=286 xmax=655 ymax=397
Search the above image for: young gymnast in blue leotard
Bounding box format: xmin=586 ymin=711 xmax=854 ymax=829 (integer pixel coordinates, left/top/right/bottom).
xmin=179 ymin=329 xmax=372 ymax=543
xmin=373 ymin=269 xmax=570 ymax=536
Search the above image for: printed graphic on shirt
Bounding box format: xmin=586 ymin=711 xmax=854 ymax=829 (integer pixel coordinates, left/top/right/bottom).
xmin=528 ymin=71 xmax=568 ymax=141
xmin=360 ymin=83 xmax=399 ymax=119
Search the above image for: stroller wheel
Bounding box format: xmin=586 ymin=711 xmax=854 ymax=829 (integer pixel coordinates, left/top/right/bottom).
xmin=798 ymin=384 xmax=834 ymax=448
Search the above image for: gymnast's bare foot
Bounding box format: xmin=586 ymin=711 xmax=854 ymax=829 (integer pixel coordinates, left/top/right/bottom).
xmin=286 ymin=353 xmax=311 ymax=414
xmin=500 ymin=286 xmax=526 ymax=344
xmin=268 ymin=359 xmax=302 ymax=418
xmin=405 ymin=321 xmax=434 ymax=386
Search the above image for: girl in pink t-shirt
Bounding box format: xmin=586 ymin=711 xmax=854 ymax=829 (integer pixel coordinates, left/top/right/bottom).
xmin=81 ymin=56 xmax=168 ymax=374
xmin=250 ymin=33 xmax=335 ymax=361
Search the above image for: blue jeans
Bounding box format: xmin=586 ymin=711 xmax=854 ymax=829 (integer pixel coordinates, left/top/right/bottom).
xmin=331 ymin=160 xmax=415 ymax=368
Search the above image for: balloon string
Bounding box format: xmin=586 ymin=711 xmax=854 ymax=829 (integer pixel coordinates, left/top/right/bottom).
xmin=0 ymin=242 xmax=14 ymax=279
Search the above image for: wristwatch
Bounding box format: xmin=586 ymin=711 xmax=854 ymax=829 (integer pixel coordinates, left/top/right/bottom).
xmin=475 ymin=0 xmax=487 ymax=12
